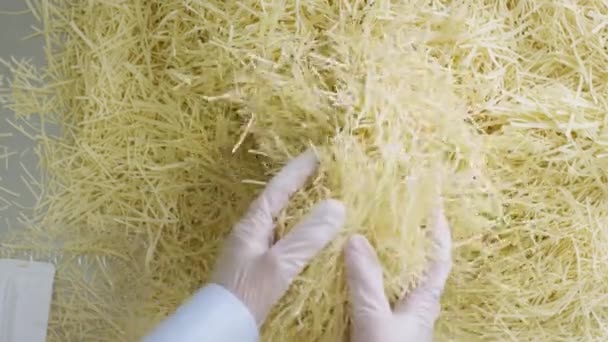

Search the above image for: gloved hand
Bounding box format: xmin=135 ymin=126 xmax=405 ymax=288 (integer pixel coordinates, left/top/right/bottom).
xmin=212 ymin=149 xmax=346 ymax=326
xmin=345 ymin=205 xmax=452 ymax=342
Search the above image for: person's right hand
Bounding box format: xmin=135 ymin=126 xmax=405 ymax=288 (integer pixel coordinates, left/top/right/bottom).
xmin=344 ymin=205 xmax=452 ymax=342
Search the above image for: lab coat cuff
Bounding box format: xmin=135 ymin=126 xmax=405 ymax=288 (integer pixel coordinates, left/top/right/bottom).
xmin=143 ymin=283 xmax=259 ymax=342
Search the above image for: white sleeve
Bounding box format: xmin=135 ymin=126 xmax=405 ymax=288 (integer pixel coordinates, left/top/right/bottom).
xmin=143 ymin=284 xmax=259 ymax=342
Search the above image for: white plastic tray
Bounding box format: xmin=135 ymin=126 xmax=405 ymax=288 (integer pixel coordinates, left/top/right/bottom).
xmin=0 ymin=259 xmax=55 ymax=342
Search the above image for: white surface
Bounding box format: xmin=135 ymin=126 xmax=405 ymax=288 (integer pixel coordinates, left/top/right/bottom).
xmin=1 ymin=1 xmax=58 ymax=234
xmin=0 ymin=259 xmax=55 ymax=342
xmin=0 ymin=4 xmax=58 ymax=340
xmin=144 ymin=284 xmax=259 ymax=342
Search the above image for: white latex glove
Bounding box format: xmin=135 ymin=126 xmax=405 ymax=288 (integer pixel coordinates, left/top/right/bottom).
xmin=345 ymin=205 xmax=452 ymax=342
xmin=212 ymin=149 xmax=346 ymax=326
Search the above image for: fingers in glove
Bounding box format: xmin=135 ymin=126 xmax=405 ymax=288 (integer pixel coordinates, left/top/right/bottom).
xmin=427 ymin=201 xmax=452 ymax=287
xmin=233 ymin=149 xmax=319 ymax=254
xmin=270 ymin=199 xmax=345 ymax=286
xmin=344 ymin=234 xmax=392 ymax=323
xmin=395 ymin=203 xmax=452 ymax=325
xmin=259 ymin=149 xmax=320 ymax=217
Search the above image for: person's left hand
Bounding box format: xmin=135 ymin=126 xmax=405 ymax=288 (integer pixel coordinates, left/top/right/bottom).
xmin=211 ymin=150 xmax=346 ymax=326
